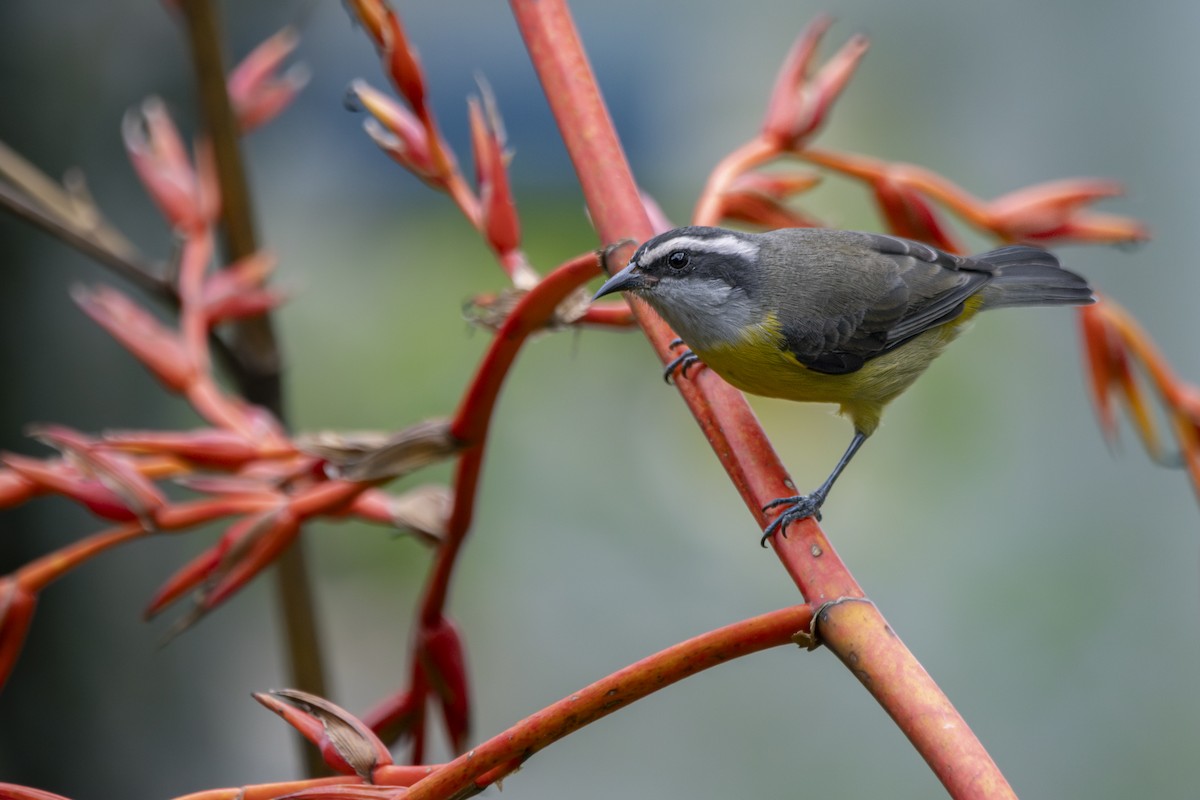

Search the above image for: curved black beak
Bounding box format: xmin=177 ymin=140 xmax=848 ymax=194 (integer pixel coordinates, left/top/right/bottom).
xmin=592 ymin=262 xmax=650 ymax=301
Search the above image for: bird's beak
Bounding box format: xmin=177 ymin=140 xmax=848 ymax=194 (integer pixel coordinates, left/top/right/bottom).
xmin=592 ymin=262 xmax=651 ymax=301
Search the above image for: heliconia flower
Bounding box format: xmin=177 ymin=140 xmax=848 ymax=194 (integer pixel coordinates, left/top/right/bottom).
xmin=985 ymin=178 xmax=1149 ymax=245
xmin=178 ymin=378 xmax=289 ymax=449
xmin=729 ymin=171 xmax=823 ymax=199
xmin=417 ymin=615 xmax=471 ymax=753
xmin=144 ymin=518 xmax=242 ymax=619
xmin=145 ymin=505 xmax=300 ymax=628
xmin=0 ymin=784 xmax=75 ymax=800
xmin=721 ymin=172 xmax=825 ymax=229
xmin=100 ymin=428 xmax=286 ymax=468
xmin=200 ymin=251 xmax=286 ymax=324
xmin=1078 ymin=301 xmax=1162 ymax=458
xmin=205 ymin=286 xmax=287 ymax=324
xmin=0 ymin=468 xmax=37 ymax=510
xmin=72 ymin=284 xmax=196 ymax=393
xmin=123 ymin=98 xmax=219 ymax=233
xmin=344 ymin=0 xmax=427 ymax=112
xmin=0 ymin=783 xmax=73 ymax=800
xmin=379 ymin=10 xmax=427 ymax=113
xmin=872 ymin=174 xmax=963 ymax=253
xmin=761 ymin=16 xmax=869 ymax=149
xmin=256 ymin=689 xmax=393 ymax=780
xmin=468 ymin=84 xmax=520 ymax=258
xmin=202 ymin=250 xmax=274 ymax=306
xmin=0 ymin=578 xmax=36 ymax=691
xmin=195 ymin=508 xmax=302 ymax=619
xmin=28 ymin=425 xmax=166 ymax=523
xmin=349 ymin=81 xmax=442 ymax=182
xmin=343 ymin=0 xmax=389 ymax=44
xmin=2 ymin=454 xmax=139 ymax=522
xmin=719 ymin=185 xmax=824 ymax=230
xmin=228 ymin=26 xmax=309 ymax=133
xmin=205 ymin=251 xmax=275 ymax=297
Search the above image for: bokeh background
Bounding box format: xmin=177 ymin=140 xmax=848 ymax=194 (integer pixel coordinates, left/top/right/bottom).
xmin=2 ymin=1 xmax=1198 ymax=798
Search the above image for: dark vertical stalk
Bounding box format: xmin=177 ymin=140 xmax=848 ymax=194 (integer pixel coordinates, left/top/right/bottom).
xmin=175 ymin=0 xmax=327 ymax=778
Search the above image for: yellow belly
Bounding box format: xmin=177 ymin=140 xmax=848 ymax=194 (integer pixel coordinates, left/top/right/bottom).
xmin=692 ymin=308 xmax=978 ymax=435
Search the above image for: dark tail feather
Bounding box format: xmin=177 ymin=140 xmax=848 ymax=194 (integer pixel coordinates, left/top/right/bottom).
xmin=976 ymin=245 xmax=1095 ymax=310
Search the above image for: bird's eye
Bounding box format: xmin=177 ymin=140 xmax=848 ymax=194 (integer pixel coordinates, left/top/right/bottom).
xmin=667 ymin=251 xmax=690 ymax=270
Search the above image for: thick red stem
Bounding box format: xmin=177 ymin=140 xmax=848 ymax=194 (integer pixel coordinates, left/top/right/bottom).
xmin=404 ymin=606 xmax=813 ymax=798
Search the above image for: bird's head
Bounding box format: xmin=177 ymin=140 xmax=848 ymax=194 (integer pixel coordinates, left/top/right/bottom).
xmin=592 ymin=227 xmax=766 ymax=349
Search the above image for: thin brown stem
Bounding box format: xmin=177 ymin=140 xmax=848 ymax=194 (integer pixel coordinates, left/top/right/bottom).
xmin=0 ymin=170 xmax=167 ymax=299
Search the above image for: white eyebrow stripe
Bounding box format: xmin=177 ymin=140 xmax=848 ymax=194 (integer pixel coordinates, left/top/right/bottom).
xmin=637 ymin=234 xmax=759 ymax=266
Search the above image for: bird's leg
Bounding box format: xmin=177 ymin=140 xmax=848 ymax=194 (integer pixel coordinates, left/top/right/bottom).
xmin=760 ymin=430 xmax=868 ymax=546
xmin=663 ymin=338 xmax=703 ymax=384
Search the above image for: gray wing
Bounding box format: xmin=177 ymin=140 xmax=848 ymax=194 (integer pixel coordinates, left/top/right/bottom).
xmin=779 ymin=232 xmax=996 ymax=375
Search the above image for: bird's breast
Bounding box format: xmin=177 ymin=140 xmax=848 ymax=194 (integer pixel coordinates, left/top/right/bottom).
xmin=690 ymin=312 xmax=973 ymax=435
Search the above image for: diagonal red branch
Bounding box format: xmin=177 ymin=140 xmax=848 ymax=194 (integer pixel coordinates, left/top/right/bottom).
xmin=404 ymin=605 xmax=813 ymax=799
xmin=510 ymin=2 xmax=1015 ymax=798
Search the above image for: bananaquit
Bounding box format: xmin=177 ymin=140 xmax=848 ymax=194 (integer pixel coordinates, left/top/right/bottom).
xmin=592 ymin=226 xmax=1094 ymax=544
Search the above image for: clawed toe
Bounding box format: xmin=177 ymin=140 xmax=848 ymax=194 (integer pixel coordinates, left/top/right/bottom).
xmin=759 ymin=494 xmax=824 ymax=547
xmin=663 ymin=340 xmax=702 ymax=384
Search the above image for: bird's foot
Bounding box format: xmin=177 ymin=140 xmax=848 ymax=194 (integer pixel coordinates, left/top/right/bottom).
xmin=760 ymin=493 xmax=825 ymax=547
xmin=663 ymin=338 xmax=703 ymax=384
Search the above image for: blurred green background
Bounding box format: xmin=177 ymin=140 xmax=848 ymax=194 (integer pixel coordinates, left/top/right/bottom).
xmin=1 ymin=1 xmax=1198 ymax=798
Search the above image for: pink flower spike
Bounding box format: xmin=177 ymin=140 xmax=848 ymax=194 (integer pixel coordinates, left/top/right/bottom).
xmin=719 ymin=188 xmax=824 ymax=230
xmin=144 ymin=523 xmax=238 ymax=619
xmin=1 ymin=453 xmax=139 ymax=522
xmin=0 ymin=468 xmax=37 ymax=509
xmin=199 ymin=507 xmax=301 ymax=611
xmin=729 ymin=171 xmax=823 ymax=199
xmin=72 ymin=283 xmax=196 ymax=393
xmin=29 ymin=425 xmax=166 ymax=523
xmin=349 ymin=81 xmax=441 ymax=182
xmin=873 ymin=175 xmax=963 ymax=252
xmin=123 ymin=98 xmax=212 ymax=233
xmin=228 ymin=26 xmax=309 ymax=133
xmin=0 ymin=578 xmax=37 ymax=691
xmin=379 ymin=11 xmax=427 ymax=113
xmin=205 ymin=287 xmax=288 ymax=324
xmin=344 ymin=0 xmax=389 ymax=46
xmin=100 ymin=428 xmax=275 ymax=468
xmin=468 ymin=84 xmax=521 ymax=259
xmin=203 ymin=251 xmax=276 ymax=306
xmin=177 ymin=231 xmax=216 ymax=375
xmin=0 ymin=783 xmax=73 ymax=800
xmin=986 ymin=178 xmax=1149 ymax=244
xmin=256 ymin=689 xmax=393 ymax=780
xmin=762 ymin=17 xmax=869 ymax=149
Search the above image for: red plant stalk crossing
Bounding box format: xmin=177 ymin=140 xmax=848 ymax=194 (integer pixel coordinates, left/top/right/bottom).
xmin=0 ymin=0 xmax=1172 ymax=796
xmin=510 ymin=2 xmax=1016 ymax=798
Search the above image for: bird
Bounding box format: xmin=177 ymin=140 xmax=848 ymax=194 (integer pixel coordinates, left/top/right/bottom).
xmin=592 ymin=226 xmax=1094 ymax=545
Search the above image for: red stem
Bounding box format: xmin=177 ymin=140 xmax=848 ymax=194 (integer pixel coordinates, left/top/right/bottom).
xmin=421 ymin=252 xmax=599 ymax=623
xmin=404 ymin=605 xmax=813 ymax=798
xmin=15 ymin=523 xmax=147 ymax=591
xmin=510 ymin=2 xmax=1014 ymax=797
